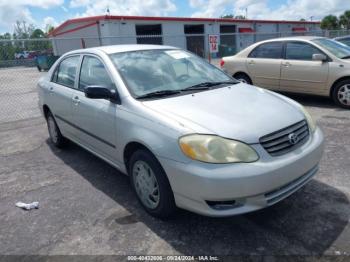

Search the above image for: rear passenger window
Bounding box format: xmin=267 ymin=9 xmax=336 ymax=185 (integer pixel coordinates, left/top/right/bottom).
xmin=249 ymin=42 xmax=283 ymax=59
xmin=79 ymin=56 xmax=114 ymax=90
xmin=54 ymin=56 xmax=80 ymax=88
xmin=286 ymin=42 xmax=322 ymax=61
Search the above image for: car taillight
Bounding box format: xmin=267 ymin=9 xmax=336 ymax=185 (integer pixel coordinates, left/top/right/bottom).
xmin=220 ymin=59 xmax=225 ymax=68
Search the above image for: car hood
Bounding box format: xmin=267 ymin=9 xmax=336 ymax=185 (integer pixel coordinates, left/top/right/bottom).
xmin=142 ymin=84 xmax=305 ymax=144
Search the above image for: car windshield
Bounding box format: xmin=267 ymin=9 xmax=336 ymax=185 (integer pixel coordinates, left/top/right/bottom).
xmin=312 ymin=38 xmax=350 ymax=59
xmin=109 ymin=49 xmax=235 ymax=98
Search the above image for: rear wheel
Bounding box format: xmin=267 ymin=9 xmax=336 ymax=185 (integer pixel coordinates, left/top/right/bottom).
xmin=332 ymin=80 xmax=350 ymax=109
xmin=234 ymin=73 xmax=252 ymax=85
xmin=129 ymin=149 xmax=176 ymax=218
xmin=46 ymin=111 xmax=68 ymax=148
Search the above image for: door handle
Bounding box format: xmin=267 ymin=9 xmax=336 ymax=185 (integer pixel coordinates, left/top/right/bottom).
xmin=72 ymin=96 xmax=80 ymax=105
xmin=282 ymin=62 xmax=291 ymax=67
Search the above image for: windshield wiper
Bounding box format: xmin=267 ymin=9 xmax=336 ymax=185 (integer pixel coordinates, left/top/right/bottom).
xmin=341 ymin=55 xmax=350 ymax=59
xmin=136 ymin=90 xmax=181 ymax=99
xmin=181 ymin=81 xmax=239 ymax=91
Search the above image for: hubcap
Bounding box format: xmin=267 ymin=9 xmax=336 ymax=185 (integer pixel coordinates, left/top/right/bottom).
xmin=132 ymin=160 xmax=160 ymax=209
xmin=338 ymin=84 xmax=350 ymax=106
xmin=48 ymin=116 xmax=58 ymax=143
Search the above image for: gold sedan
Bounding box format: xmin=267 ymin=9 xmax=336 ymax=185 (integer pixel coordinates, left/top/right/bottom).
xmin=221 ymin=36 xmax=350 ymax=109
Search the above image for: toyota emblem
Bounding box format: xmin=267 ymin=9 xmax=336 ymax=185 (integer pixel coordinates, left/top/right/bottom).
xmin=288 ymin=133 xmax=299 ymax=145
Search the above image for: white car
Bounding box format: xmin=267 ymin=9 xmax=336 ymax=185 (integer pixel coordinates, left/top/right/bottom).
xmin=221 ymin=36 xmax=350 ymax=109
xmin=38 ymin=45 xmax=324 ymax=218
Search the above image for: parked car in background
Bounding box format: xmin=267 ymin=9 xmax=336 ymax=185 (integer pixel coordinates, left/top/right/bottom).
xmin=14 ymin=51 xmax=39 ymax=59
xmin=334 ymin=35 xmax=350 ymax=46
xmin=221 ymin=36 xmax=350 ymax=109
xmin=15 ymin=51 xmax=31 ymax=59
xmin=38 ymin=45 xmax=324 ymax=218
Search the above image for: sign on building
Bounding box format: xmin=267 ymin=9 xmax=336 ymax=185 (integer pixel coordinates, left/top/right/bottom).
xmin=209 ymin=34 xmax=219 ymax=53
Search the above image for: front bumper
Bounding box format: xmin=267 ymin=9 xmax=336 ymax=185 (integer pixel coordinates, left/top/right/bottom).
xmin=158 ymin=127 xmax=324 ymax=217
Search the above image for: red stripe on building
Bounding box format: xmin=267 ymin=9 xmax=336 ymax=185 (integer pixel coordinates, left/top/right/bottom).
xmin=238 ymin=28 xmax=255 ymax=33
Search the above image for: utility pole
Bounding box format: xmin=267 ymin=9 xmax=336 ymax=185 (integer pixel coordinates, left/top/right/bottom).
xmin=245 ymin=8 xmax=248 ymax=19
xmin=310 ymin=16 xmax=314 ymax=21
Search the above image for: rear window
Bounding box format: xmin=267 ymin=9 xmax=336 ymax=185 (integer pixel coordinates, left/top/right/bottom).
xmin=249 ymin=42 xmax=283 ymax=59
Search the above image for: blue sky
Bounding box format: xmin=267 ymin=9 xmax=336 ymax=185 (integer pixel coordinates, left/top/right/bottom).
xmin=0 ymin=0 xmax=349 ymax=34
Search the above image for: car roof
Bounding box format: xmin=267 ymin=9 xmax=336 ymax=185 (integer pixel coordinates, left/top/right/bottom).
xmin=260 ymin=36 xmax=325 ymax=42
xmin=334 ymin=35 xmax=350 ymax=40
xmin=67 ymin=44 xmax=178 ymax=55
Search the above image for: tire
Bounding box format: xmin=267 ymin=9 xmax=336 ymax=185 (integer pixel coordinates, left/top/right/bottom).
xmin=234 ymin=73 xmax=252 ymax=85
xmin=128 ymin=149 xmax=176 ymax=218
xmin=332 ymin=79 xmax=350 ymax=109
xmin=46 ymin=111 xmax=68 ymax=148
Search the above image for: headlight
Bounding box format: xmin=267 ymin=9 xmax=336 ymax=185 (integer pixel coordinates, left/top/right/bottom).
xmin=179 ymin=134 xmax=259 ymax=163
xmin=300 ymin=106 xmax=316 ymax=132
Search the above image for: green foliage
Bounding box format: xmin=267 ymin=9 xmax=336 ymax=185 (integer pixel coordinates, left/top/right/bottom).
xmin=339 ymin=10 xmax=350 ymax=29
xmin=221 ymin=14 xmax=234 ymax=18
xmin=320 ymin=15 xmax=340 ymax=30
xmin=31 ymin=29 xmax=46 ymax=39
xmin=234 ymin=15 xmax=246 ymax=20
xmin=0 ymin=20 xmax=54 ymax=61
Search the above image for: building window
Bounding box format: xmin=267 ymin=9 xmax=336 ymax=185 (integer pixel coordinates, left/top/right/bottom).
xmin=135 ymin=24 xmax=163 ymax=45
xmin=220 ymin=25 xmax=236 ymax=34
xmin=184 ymin=24 xmax=204 ymax=34
xmin=219 ymin=25 xmax=236 ymax=57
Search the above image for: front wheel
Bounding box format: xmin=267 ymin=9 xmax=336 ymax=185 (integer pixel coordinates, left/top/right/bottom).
xmin=332 ymin=80 xmax=350 ymax=109
xmin=129 ymin=149 xmax=176 ymax=218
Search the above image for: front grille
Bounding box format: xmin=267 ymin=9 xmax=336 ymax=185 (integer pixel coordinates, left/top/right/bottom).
xmin=260 ymin=120 xmax=309 ymax=156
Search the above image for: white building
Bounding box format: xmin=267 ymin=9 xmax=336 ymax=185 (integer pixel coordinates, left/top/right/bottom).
xmin=49 ymin=15 xmax=321 ymax=57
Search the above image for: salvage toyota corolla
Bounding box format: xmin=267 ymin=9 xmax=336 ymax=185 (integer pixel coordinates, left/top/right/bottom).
xmin=38 ymin=45 xmax=324 ymax=218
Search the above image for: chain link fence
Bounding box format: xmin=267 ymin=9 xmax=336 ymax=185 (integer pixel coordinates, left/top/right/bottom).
xmin=0 ymin=30 xmax=349 ymax=124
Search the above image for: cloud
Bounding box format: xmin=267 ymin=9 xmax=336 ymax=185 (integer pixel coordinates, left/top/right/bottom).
xmin=0 ymin=0 xmax=64 ymax=33
xmin=191 ymin=0 xmax=350 ymax=20
xmin=0 ymin=0 xmax=64 ymax=9
xmin=70 ymin=0 xmax=177 ymax=17
xmin=43 ymin=16 xmax=58 ymax=27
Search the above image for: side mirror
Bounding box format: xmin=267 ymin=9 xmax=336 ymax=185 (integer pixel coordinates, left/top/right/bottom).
xmin=84 ymin=86 xmax=121 ymax=104
xmin=312 ymin=53 xmax=327 ymax=62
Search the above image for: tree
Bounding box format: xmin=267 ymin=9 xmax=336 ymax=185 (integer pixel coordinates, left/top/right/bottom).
xmin=31 ymin=29 xmax=46 ymax=39
xmin=339 ymin=10 xmax=350 ymax=29
xmin=299 ymin=18 xmax=306 ymax=21
xmin=320 ymin=15 xmax=340 ymax=30
xmin=221 ymin=14 xmax=234 ymax=18
xmin=46 ymin=25 xmax=55 ymax=35
xmin=234 ymin=15 xmax=246 ymax=20
xmin=13 ymin=20 xmax=35 ymax=39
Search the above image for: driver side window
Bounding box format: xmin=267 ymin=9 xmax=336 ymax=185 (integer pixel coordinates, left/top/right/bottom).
xmin=285 ymin=42 xmax=324 ymax=61
xmin=79 ymin=56 xmax=115 ymax=90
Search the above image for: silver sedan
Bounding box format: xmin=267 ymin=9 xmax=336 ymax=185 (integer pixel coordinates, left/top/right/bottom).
xmin=38 ymin=45 xmax=324 ymax=218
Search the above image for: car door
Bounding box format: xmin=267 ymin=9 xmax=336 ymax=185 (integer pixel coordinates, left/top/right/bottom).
xmin=47 ymin=55 xmax=80 ymax=137
xmin=246 ymin=41 xmax=283 ymax=90
xmin=280 ymin=41 xmax=329 ymax=94
xmin=70 ymin=54 xmax=118 ymax=161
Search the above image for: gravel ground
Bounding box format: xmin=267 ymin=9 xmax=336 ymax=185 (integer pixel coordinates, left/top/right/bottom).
xmin=0 ymin=67 xmax=349 ymax=257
